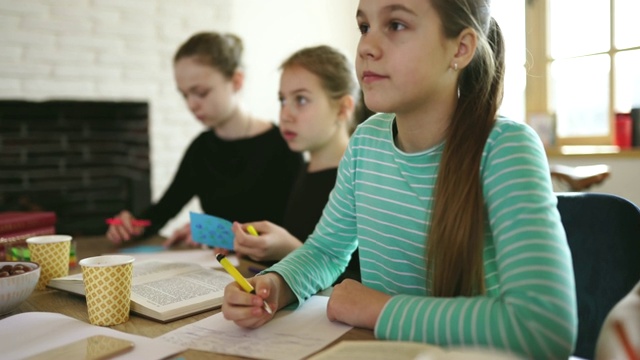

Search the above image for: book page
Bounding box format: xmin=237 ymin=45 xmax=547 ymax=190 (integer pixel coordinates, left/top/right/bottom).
xmin=106 ymin=249 xmax=239 ymax=269
xmin=48 ymin=260 xmax=234 ymax=321
xmin=131 ymin=264 xmax=233 ymax=314
xmin=158 ymin=295 xmax=352 ymax=360
xmin=49 ymin=259 xmax=235 ymax=288
xmin=47 ymin=273 xmax=84 ymax=294
xmin=48 ymin=260 xmax=216 ymax=295
xmin=131 ymin=260 xmax=205 ymax=279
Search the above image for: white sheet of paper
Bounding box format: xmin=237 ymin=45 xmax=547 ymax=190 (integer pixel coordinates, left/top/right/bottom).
xmin=158 ymin=295 xmax=352 ymax=360
xmin=107 ymin=249 xmax=238 ymax=268
xmin=0 ymin=312 xmax=185 ymax=360
xmin=307 ymin=340 xmax=525 ymax=360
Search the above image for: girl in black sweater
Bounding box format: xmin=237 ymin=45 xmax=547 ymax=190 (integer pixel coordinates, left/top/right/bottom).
xmin=230 ymin=45 xmax=365 ymax=281
xmin=106 ymin=32 xmax=302 ymax=246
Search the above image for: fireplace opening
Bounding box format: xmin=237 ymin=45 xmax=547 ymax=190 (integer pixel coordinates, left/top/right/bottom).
xmin=0 ymin=100 xmax=151 ymax=236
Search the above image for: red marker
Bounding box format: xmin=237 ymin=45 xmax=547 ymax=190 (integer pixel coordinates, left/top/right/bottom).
xmin=105 ymin=218 xmax=151 ymax=227
xmin=614 ymin=320 xmax=639 ymax=360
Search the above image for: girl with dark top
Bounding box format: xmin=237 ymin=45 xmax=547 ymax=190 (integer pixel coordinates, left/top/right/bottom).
xmin=106 ymin=32 xmax=302 ymax=246
xmin=230 ymin=45 xmax=362 ymax=281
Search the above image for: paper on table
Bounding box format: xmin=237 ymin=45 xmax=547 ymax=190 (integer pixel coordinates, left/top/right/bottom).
xmin=189 ymin=212 xmax=234 ymax=249
xmin=308 ymin=340 xmax=443 ymax=360
xmin=106 ymin=249 xmax=239 ymax=269
xmin=0 ymin=312 xmax=185 ymax=360
xmin=158 ymin=295 xmax=352 ymax=360
xmin=307 ymin=340 xmax=525 ymax=360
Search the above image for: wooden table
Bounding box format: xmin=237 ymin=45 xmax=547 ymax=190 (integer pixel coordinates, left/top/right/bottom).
xmin=10 ymin=235 xmax=374 ymax=359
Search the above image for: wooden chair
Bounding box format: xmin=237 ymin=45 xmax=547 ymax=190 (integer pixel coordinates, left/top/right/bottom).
xmin=556 ymin=192 xmax=640 ymax=359
xmin=550 ymin=164 xmax=610 ymax=192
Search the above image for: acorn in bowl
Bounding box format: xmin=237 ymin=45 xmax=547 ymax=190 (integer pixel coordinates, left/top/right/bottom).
xmin=0 ymin=261 xmax=40 ymax=315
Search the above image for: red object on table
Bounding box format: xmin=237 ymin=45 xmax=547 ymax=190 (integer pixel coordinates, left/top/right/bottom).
xmin=105 ymin=218 xmax=151 ymax=227
xmin=616 ymin=113 xmax=633 ymax=149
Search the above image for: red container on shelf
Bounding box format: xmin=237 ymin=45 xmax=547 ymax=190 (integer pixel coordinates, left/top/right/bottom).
xmin=615 ymin=113 xmax=633 ymax=149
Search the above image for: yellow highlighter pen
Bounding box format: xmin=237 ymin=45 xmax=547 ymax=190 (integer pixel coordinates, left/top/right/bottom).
xmin=216 ymin=253 xmax=273 ymax=314
xmin=246 ymin=224 xmax=258 ymax=236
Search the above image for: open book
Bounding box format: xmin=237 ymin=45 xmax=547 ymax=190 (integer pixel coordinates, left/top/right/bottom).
xmin=47 ymin=260 xmax=234 ymax=323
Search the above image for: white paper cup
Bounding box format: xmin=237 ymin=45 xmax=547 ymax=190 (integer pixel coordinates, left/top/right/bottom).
xmin=26 ymin=235 xmax=72 ymax=290
xmin=79 ymin=255 xmax=135 ymax=326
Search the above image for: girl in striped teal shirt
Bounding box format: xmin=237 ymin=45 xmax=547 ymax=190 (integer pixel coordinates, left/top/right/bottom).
xmin=221 ymin=0 xmax=578 ymax=358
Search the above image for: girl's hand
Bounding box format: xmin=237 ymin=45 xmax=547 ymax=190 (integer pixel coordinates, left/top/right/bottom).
xmin=221 ymin=272 xmax=293 ymax=328
xmin=326 ymin=279 xmax=390 ymax=329
xmin=232 ymin=221 xmax=302 ymax=262
xmin=106 ymin=210 xmax=144 ymax=244
xmin=163 ymin=223 xmax=199 ymax=248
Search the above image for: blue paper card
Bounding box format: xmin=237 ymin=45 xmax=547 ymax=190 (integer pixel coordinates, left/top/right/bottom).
xmin=119 ymin=245 xmax=166 ymax=254
xmin=189 ymin=212 xmax=234 ymax=250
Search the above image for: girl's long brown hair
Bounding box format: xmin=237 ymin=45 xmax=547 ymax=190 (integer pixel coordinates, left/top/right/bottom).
xmin=427 ymin=0 xmax=505 ymax=297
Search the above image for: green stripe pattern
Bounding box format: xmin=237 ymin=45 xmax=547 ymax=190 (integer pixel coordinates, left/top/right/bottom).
xmin=267 ymin=112 xmax=577 ymax=359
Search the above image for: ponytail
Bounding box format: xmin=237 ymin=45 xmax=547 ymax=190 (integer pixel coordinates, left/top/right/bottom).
xmin=427 ymin=12 xmax=506 ymax=297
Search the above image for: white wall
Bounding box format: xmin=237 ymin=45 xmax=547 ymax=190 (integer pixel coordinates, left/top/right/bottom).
xmin=0 ymin=0 xmax=359 ymax=235
xmin=3 ymin=0 xmax=636 ymax=235
xmin=230 ymin=1 xmax=359 ymax=121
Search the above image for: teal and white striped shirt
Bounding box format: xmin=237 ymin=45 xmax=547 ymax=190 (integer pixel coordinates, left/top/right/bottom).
xmin=267 ymin=112 xmax=577 ymax=359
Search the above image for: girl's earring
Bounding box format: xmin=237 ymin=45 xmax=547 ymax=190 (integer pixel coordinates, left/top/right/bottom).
xmin=452 ymin=63 xmax=458 ymax=71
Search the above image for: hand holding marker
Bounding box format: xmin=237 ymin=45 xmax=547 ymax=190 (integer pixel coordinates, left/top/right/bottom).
xmin=216 ymin=252 xmax=273 ymax=315
xmin=242 ymin=225 xmax=267 ymax=274
xmin=246 ymin=224 xmax=258 ymax=236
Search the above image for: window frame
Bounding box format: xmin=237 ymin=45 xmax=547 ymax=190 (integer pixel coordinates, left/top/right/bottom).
xmin=525 ymin=0 xmax=640 ymax=146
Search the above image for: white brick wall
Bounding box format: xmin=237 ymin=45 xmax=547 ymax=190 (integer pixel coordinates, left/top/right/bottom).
xmin=0 ymin=0 xmax=359 ymax=235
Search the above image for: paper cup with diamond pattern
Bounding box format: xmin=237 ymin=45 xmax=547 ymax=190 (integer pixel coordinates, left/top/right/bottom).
xmin=79 ymin=255 xmax=134 ymax=326
xmin=26 ymin=235 xmax=72 ymax=290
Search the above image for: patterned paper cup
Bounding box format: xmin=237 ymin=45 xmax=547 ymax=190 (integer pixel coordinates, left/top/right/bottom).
xmin=79 ymin=255 xmax=135 ymax=326
xmin=26 ymin=235 xmax=72 ymax=290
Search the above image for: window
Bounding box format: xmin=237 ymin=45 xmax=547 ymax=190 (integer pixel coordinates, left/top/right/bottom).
xmin=526 ymin=0 xmax=640 ymax=146
xmin=492 ymin=1 xmax=526 ymax=123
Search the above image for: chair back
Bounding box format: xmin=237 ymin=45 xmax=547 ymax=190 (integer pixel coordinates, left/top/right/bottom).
xmin=557 ymin=192 xmax=640 ymax=359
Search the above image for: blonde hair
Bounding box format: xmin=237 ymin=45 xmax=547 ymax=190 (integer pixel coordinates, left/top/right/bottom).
xmin=174 ymin=32 xmax=243 ymax=79
xmin=280 ymin=45 xmax=366 ymax=132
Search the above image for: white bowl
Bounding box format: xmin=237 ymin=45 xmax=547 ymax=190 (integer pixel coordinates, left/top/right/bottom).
xmin=0 ymin=261 xmax=40 ymax=315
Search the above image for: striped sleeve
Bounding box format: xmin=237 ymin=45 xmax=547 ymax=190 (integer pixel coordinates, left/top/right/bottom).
xmin=375 ymin=121 xmax=577 ymax=359
xmin=265 ymin=136 xmax=360 ymax=303
xmin=266 ymin=115 xmax=577 ymax=359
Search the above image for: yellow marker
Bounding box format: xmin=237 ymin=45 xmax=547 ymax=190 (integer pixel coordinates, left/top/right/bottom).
xmin=216 ymin=253 xmax=273 ymax=314
xmin=247 ymin=225 xmax=258 ymax=236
